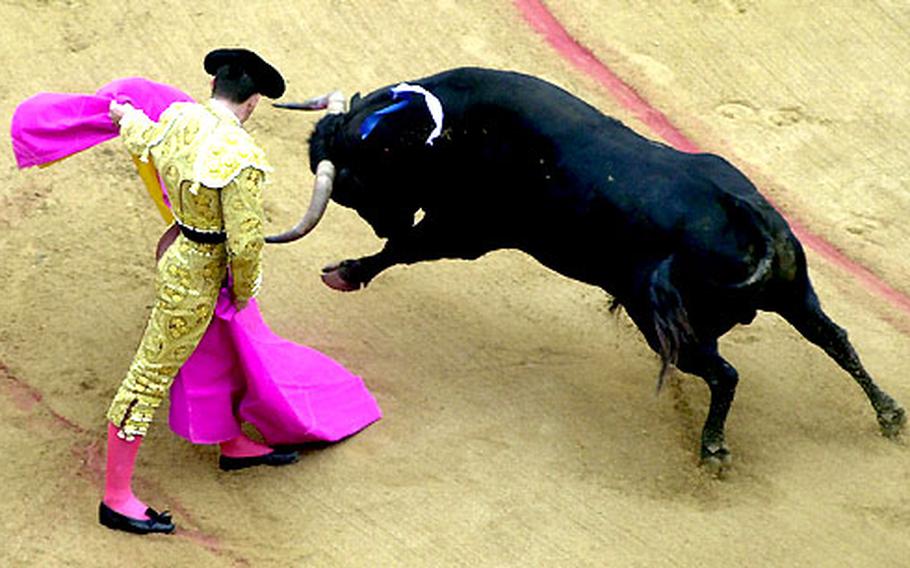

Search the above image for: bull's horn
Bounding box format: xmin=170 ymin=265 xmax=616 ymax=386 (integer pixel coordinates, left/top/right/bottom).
xmin=273 ymin=99 xmax=328 ymax=111
xmin=265 ymin=160 xmax=336 ymax=244
xmin=273 ymin=90 xmax=347 ymax=113
xmin=326 ymin=91 xmax=347 ymax=114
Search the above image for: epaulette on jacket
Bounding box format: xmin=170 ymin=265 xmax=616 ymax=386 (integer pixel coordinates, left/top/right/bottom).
xmin=190 ymin=123 xmax=271 ymax=192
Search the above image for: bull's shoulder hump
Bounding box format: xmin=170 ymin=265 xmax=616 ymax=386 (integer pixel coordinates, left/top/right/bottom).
xmin=416 ymin=67 xmax=569 ymax=94
xmin=427 ymin=69 xmax=606 ymax=122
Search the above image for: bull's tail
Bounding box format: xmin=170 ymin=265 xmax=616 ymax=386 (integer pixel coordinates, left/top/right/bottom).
xmin=715 ymin=185 xmax=777 ymax=291
xmin=728 ymin=242 xmax=773 ymax=289
xmin=649 ymin=256 xmax=697 ymax=392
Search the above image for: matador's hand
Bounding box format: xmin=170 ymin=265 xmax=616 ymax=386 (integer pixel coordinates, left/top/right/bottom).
xmin=109 ymin=101 xmax=134 ymax=126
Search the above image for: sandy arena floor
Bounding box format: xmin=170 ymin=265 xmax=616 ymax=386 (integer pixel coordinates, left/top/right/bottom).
xmin=1 ymin=1 xmax=908 ymax=566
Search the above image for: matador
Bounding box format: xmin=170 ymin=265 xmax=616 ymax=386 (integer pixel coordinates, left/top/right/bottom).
xmin=100 ymin=49 xmax=297 ymax=535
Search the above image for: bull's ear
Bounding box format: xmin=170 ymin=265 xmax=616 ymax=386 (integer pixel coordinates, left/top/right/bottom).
xmin=350 ymin=92 xmax=362 ymax=110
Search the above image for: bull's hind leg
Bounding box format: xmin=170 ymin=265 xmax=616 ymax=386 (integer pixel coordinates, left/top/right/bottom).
xmin=676 ymin=343 xmax=740 ymax=470
xmin=777 ymin=286 xmax=905 ymax=438
xmin=626 ymin=261 xmax=742 ymax=469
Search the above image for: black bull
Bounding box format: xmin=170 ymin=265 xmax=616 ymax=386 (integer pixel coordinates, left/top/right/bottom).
xmin=270 ymin=67 xmax=905 ymax=468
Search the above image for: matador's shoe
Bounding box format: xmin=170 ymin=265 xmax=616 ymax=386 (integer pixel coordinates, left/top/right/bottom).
xmin=98 ymin=502 xmax=176 ymax=535
xmin=218 ymin=448 xmax=300 ymax=471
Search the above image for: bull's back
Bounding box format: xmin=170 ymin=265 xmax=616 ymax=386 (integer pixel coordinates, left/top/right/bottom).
xmin=421 ymin=67 xmax=644 ymax=155
xmin=417 ymin=71 xmax=734 ymax=236
xmin=416 ymin=68 xmax=662 ymax=220
xmin=395 ymin=68 xmax=793 ymax=289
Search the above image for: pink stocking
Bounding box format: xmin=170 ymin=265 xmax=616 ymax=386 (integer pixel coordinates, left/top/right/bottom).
xmin=102 ymin=422 xmax=150 ymax=520
xmin=219 ymin=433 xmax=273 ymax=458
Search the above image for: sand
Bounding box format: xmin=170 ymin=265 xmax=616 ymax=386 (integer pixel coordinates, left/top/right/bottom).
xmin=1 ymin=1 xmax=907 ymax=566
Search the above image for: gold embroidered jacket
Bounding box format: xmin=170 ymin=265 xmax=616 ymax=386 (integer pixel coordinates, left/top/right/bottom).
xmin=119 ymin=99 xmax=269 ymax=304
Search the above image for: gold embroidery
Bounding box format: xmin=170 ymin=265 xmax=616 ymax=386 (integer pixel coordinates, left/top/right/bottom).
xmin=109 ymin=100 xmax=269 ymax=437
xmin=106 ymin=237 xmax=227 ymax=436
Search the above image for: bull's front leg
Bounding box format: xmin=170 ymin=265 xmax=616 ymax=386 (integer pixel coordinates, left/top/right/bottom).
xmin=321 ymin=218 xmax=493 ymax=291
xmin=320 ymin=252 xmax=395 ymax=291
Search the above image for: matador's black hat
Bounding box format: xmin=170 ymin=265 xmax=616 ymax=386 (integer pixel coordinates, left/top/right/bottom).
xmin=204 ymin=48 xmax=285 ymax=99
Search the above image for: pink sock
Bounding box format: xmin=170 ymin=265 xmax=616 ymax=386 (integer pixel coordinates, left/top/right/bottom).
xmin=102 ymin=423 xmax=150 ymax=520
xmin=219 ymin=433 xmax=273 ymax=458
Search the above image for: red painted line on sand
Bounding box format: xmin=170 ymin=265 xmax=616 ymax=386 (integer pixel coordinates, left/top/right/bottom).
xmin=514 ymin=0 xmax=910 ymax=318
xmin=1 ymin=362 xmax=235 ymax=560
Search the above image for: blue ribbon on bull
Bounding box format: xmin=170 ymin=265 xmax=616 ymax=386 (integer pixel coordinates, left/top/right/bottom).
xmin=359 ymin=99 xmax=412 ymax=140
xmin=359 ymin=83 xmax=444 ymax=145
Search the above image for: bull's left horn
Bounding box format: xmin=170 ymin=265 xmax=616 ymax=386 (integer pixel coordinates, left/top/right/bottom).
xmin=273 ymin=90 xmax=347 ymax=113
xmin=326 ymin=91 xmax=347 ymax=114
xmin=265 ymin=160 xmax=336 ymax=244
xmin=273 ymin=98 xmax=328 ymax=111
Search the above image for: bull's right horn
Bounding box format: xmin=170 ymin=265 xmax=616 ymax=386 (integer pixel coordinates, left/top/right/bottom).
xmin=265 ymin=160 xmax=336 ymax=244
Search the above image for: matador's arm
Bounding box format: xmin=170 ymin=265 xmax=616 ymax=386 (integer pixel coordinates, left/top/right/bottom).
xmin=116 ymin=103 xmax=176 ymax=161
xmin=221 ymin=167 xmax=266 ymax=308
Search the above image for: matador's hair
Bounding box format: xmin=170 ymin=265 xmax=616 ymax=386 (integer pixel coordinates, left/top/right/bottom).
xmin=211 ymin=64 xmax=258 ymax=104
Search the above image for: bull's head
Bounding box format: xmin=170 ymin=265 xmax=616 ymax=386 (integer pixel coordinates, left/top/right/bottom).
xmin=266 ymin=91 xmax=348 ymax=244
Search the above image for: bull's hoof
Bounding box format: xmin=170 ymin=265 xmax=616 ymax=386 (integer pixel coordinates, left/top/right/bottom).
xmin=699 ymin=443 xmax=732 ymax=476
xmin=878 ymin=406 xmax=906 ymax=439
xmin=321 ymin=269 xmax=362 ymax=292
xmin=321 ymin=261 xmax=364 ymax=292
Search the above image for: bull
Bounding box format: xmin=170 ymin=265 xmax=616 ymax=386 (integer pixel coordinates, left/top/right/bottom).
xmin=268 ymin=67 xmax=905 ymax=469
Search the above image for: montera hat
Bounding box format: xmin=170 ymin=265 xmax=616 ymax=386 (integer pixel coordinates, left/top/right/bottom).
xmin=204 ymin=48 xmax=285 ymax=99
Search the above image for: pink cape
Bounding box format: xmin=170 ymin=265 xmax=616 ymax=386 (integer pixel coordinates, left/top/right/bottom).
xmin=11 ymin=77 xmax=382 ymax=445
xmin=170 ymin=290 xmax=382 ymax=444
xmin=11 ymin=77 xmax=192 ymax=169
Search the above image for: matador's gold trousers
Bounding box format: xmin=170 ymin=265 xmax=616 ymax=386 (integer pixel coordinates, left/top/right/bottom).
xmin=107 ymin=236 xmax=227 ymax=439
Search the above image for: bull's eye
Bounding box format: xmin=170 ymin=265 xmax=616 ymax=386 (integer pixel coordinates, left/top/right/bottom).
xmin=413 ymin=208 xmax=426 ymax=226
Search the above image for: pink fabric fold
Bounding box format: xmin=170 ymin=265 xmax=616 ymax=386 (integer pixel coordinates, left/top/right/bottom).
xmin=170 ymin=289 xmax=382 ymax=445
xmin=12 ymin=77 xmax=382 ymax=446
xmin=11 ymin=77 xmax=192 ymax=168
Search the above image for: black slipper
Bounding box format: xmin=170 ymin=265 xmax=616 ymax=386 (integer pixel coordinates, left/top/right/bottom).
xmin=99 ymin=502 xmax=175 ymax=535
xmin=218 ymin=448 xmax=299 ymax=471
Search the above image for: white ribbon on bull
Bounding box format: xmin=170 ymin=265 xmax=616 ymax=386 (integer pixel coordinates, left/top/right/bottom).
xmin=378 ymin=83 xmax=444 ymax=146
xmin=267 ymin=84 xmax=443 ymax=243
xmin=398 ymin=83 xmax=444 ymax=145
